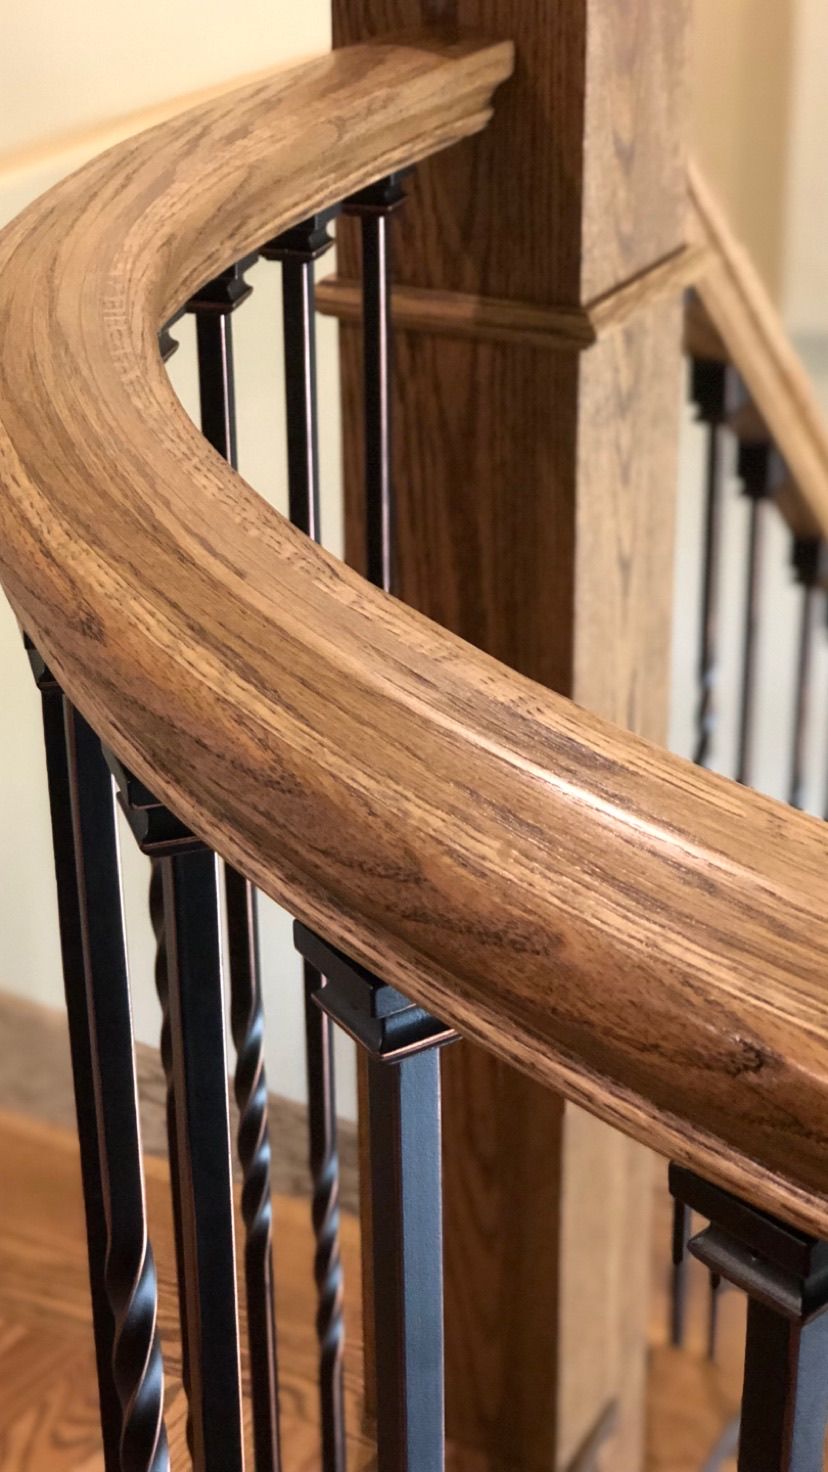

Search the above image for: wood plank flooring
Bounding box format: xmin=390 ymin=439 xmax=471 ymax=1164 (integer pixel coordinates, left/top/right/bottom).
xmin=0 ymin=1110 xmax=372 ymax=1472
xmin=0 ymin=992 xmax=751 ymax=1472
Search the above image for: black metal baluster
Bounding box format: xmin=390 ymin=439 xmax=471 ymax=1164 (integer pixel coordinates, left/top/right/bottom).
xmin=261 ymin=209 xmax=336 ymax=534
xmin=158 ymin=311 xmax=184 ymax=365
xmin=64 ymin=707 xmax=169 ymax=1472
xmin=24 ymin=641 xmax=121 ymax=1469
xmin=690 ymin=359 xmax=737 ymax=769
xmin=670 ymin=1192 xmax=691 ymax=1348
xmin=824 ymin=604 xmax=828 ymax=824
xmin=735 ymin=440 xmax=776 ymax=787
xmin=345 ymin=174 xmax=408 ymax=594
xmin=303 ymin=967 xmax=346 ymax=1470
xmin=163 ymin=846 xmax=244 ymax=1472
xmin=789 ymin=539 xmax=823 ymax=811
xmin=188 ymin=259 xmax=254 ymax=465
xmin=262 ymin=212 xmax=346 ymax=1472
xmin=226 ymin=864 xmax=281 ymax=1472
xmin=673 ymin=362 xmax=739 ymax=1350
xmin=295 ymin=925 xmax=456 ymax=1472
xmin=148 ymin=856 xmax=194 ymax=1457
xmin=189 ymin=256 xmax=283 ymax=1472
xmin=671 ymin=1166 xmax=828 ymax=1472
xmin=109 ymin=763 xmax=244 ymax=1472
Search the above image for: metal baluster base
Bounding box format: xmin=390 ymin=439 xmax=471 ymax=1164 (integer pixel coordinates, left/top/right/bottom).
xmin=671 ymin=1165 xmax=828 ymax=1472
xmin=295 ymin=924 xmax=456 ymax=1472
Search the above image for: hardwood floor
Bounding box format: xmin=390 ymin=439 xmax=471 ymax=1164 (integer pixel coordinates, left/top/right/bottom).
xmin=0 ymin=993 xmax=748 ymax=1471
xmin=0 ymin=1106 xmax=748 ymax=1472
xmin=647 ymin=1184 xmax=744 ymax=1472
xmin=0 ymin=1111 xmax=372 ymax=1472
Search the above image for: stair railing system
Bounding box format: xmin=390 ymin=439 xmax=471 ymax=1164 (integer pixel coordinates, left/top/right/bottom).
xmin=669 ymin=173 xmax=828 ymax=1416
xmin=4 ymin=33 xmax=828 ymax=1472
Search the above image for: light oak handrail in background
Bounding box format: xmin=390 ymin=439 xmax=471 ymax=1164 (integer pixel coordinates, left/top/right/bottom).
xmin=3 ymin=37 xmax=828 ymax=1237
xmin=687 ymin=161 xmax=828 ymax=543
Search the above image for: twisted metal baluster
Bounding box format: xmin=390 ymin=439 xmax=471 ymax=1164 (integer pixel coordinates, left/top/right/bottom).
xmin=262 ymin=212 xmax=345 ymax=1472
xmin=111 ymin=1245 xmax=168 ymax=1472
xmin=65 ymin=705 xmax=169 ymax=1472
xmin=226 ymin=865 xmax=282 ymax=1472
xmin=149 ymin=858 xmax=194 ymax=1458
xmin=188 ymin=258 xmax=282 ymax=1470
xmin=24 ymin=642 xmax=121 ymax=1468
xmin=304 ymin=962 xmax=346 ymax=1470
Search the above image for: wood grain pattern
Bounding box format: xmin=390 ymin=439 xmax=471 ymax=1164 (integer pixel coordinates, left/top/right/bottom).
xmin=2 ymin=27 xmax=828 ymax=1267
xmin=0 ymin=1107 xmax=749 ymax=1472
xmin=333 ymin=0 xmax=687 ymax=305
xmin=333 ymin=7 xmax=688 ymax=1467
xmin=316 ymin=244 xmax=705 ymax=349
xmin=0 ymin=1111 xmax=372 ymax=1472
xmin=689 ymin=163 xmax=828 ymax=540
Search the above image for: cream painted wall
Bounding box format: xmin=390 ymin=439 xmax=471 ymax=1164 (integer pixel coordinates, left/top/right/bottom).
xmin=691 ymin=0 xmax=796 ymax=302
xmin=780 ymin=0 xmax=828 ymax=336
xmin=679 ymin=0 xmax=828 ymax=816
xmin=1 ymin=6 xmax=330 ymax=160
xmin=691 ymin=0 xmax=828 ymax=336
xmin=0 ymin=2 xmax=358 ymax=1117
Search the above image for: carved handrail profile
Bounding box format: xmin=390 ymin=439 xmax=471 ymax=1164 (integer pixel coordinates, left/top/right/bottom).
xmin=3 ymin=37 xmax=828 ymax=1237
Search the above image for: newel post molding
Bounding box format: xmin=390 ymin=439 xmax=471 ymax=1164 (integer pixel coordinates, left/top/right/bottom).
xmin=328 ymin=3 xmax=690 ymax=1468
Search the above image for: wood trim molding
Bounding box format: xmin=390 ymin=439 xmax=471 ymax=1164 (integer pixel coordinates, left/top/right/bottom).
xmin=4 ymin=40 xmax=828 ymax=1236
xmin=317 ymin=243 xmax=705 ymax=350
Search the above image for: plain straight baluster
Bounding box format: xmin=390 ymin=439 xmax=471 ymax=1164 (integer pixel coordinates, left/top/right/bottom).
xmin=261 ymin=211 xmax=346 ymax=1472
xmin=789 ymin=539 xmax=824 ymax=811
xmin=345 ymin=173 xmax=408 ymax=594
xmin=295 ymin=925 xmax=456 ymax=1472
xmin=162 ymin=845 xmax=245 ymax=1472
xmin=64 ymin=707 xmax=169 ymax=1472
xmin=671 ymin=1166 xmax=828 ymax=1472
xmin=671 ymin=360 xmax=741 ymax=1350
xmin=341 ymin=176 xmax=409 ymax=1424
xmin=188 ymin=257 xmax=283 ymax=1472
xmin=690 ymin=358 xmax=738 ymax=769
xmin=23 ymin=641 xmax=122 ymax=1470
xmin=734 ymin=439 xmax=775 ymax=787
xmin=188 ymin=259 xmax=254 ymax=464
xmin=108 ymin=760 xmax=245 ymax=1472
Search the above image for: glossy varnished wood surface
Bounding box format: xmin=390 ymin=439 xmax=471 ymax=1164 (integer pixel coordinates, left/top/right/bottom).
xmin=2 ymin=36 xmax=828 ymax=1240
xmin=333 ymin=7 xmax=687 ymax=1467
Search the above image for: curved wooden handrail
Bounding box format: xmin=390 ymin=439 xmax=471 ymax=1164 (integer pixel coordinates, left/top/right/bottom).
xmin=3 ymin=36 xmax=828 ymax=1236
xmin=687 ymin=162 xmax=828 ymax=542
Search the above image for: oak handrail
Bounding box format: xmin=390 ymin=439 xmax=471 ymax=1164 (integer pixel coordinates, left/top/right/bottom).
xmin=687 ymin=162 xmax=828 ymax=542
xmin=3 ymin=37 xmax=828 ymax=1236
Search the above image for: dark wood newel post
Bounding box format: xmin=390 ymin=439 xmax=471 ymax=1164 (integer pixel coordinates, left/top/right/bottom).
xmin=323 ymin=3 xmax=691 ymax=1466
